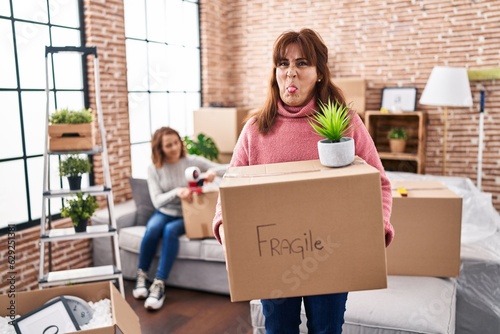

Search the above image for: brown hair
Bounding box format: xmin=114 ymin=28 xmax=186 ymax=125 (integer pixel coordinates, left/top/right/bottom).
xmin=251 ymin=28 xmax=346 ymax=133
xmin=151 ymin=126 xmax=186 ymax=168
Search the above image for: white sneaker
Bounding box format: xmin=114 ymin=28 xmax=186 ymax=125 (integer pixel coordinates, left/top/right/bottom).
xmin=144 ymin=278 xmax=165 ymax=310
xmin=132 ymin=269 xmax=149 ymax=299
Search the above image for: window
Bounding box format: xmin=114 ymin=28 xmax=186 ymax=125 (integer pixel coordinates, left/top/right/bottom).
xmin=124 ymin=0 xmax=201 ymax=178
xmin=0 ymin=0 xmax=85 ymax=233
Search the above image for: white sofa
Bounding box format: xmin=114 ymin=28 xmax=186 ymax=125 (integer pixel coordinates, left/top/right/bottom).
xmin=91 ymin=178 xmax=229 ymax=294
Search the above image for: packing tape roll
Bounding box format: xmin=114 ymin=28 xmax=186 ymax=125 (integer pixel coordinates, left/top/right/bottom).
xmin=185 ymin=166 xmax=201 ymax=182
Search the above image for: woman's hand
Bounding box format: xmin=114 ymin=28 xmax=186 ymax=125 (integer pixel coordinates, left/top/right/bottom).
xmin=204 ymin=171 xmax=216 ymax=183
xmin=177 ymin=187 xmax=193 ymax=203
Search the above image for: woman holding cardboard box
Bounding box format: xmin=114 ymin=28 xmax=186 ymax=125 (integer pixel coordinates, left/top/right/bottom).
xmin=133 ymin=126 xmax=225 ymax=310
xmin=212 ymin=28 xmax=394 ymax=333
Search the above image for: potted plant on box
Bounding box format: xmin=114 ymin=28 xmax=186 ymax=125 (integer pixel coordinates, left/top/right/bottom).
xmin=59 ymin=155 xmax=92 ymax=190
xmin=309 ymin=99 xmax=355 ymax=167
xmin=48 ymin=107 xmax=95 ymax=151
xmin=183 ymin=133 xmax=220 ymax=162
xmin=387 ymin=127 xmax=408 ymax=153
xmin=61 ymin=192 xmax=99 ymax=232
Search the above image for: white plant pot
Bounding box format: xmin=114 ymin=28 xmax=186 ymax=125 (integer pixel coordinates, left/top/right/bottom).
xmin=317 ymin=137 xmax=355 ymax=167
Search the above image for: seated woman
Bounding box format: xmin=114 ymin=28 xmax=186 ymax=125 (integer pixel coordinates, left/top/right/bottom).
xmin=133 ymin=126 xmax=226 ymax=311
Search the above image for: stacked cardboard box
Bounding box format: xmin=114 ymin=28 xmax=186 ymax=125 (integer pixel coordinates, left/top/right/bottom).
xmin=193 ymin=107 xmax=252 ymax=163
xmin=387 ymin=180 xmax=462 ymax=277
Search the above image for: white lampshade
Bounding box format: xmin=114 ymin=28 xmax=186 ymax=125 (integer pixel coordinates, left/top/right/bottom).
xmin=419 ymin=66 xmax=473 ymax=107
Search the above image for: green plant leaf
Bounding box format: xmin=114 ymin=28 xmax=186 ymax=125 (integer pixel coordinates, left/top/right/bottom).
xmin=59 ymin=155 xmax=92 ymax=177
xmin=61 ymin=192 xmax=99 ymax=226
xmin=49 ymin=107 xmax=93 ymax=124
xmin=387 ymin=127 xmax=408 ymax=140
xmin=309 ymin=99 xmax=353 ymax=142
xmin=184 ymin=133 xmax=220 ymax=161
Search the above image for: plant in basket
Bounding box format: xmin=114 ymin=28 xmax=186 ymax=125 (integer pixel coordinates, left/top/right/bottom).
xmin=48 ymin=107 xmax=95 ymax=151
xmin=61 ymin=192 xmax=99 ymax=232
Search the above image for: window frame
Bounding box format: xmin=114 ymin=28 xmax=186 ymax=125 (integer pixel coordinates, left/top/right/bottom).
xmin=124 ymin=0 xmax=202 ymax=179
xmin=0 ymin=0 xmax=88 ymax=234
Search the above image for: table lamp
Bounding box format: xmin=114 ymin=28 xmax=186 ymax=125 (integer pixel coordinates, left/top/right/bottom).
xmin=419 ymin=66 xmax=473 ymax=175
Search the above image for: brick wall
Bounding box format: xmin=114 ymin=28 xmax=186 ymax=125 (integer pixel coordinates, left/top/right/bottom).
xmin=0 ymin=220 xmax=92 ymax=293
xmin=4 ymin=0 xmax=499 ymax=294
xmin=84 ymin=0 xmax=131 ymax=203
xmin=200 ymin=0 xmax=232 ymax=106
xmin=200 ymin=0 xmax=500 ymax=210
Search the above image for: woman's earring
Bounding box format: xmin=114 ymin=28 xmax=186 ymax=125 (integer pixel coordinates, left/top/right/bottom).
xmin=317 ymin=79 xmax=321 ymax=82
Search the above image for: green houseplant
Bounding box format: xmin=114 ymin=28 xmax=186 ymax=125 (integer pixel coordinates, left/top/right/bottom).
xmin=309 ymin=99 xmax=355 ymax=167
xmin=49 ymin=107 xmax=94 ymax=124
xmin=48 ymin=107 xmax=95 ymax=151
xmin=61 ymin=192 xmax=99 ymax=232
xmin=59 ymin=155 xmax=92 ymax=190
xmin=183 ymin=133 xmax=220 ymax=162
xmin=387 ymin=127 xmax=408 ymax=153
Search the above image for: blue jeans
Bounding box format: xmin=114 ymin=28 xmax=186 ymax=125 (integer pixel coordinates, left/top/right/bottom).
xmin=138 ymin=211 xmax=185 ymax=280
xmin=261 ymin=293 xmax=348 ymax=334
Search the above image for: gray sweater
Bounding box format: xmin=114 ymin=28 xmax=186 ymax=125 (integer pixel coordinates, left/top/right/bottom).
xmin=147 ymin=155 xmax=227 ymax=217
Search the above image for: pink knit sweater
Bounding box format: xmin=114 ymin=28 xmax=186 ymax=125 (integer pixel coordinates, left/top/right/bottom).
xmin=213 ymin=98 xmax=394 ymax=246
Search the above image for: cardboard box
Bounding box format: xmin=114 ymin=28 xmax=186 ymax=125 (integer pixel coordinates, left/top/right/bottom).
xmin=387 ymin=181 xmax=462 ymax=277
xmin=1 ymin=281 xmax=141 ymax=333
xmin=48 ymin=123 xmax=96 ymax=151
xmin=220 ymin=158 xmax=387 ymax=302
xmin=194 ymin=107 xmax=252 ymax=153
xmin=334 ymin=77 xmax=366 ymax=117
xmin=182 ymin=191 xmax=218 ymax=239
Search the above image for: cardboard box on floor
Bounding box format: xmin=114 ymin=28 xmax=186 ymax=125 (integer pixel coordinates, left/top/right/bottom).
xmin=1 ymin=281 xmax=140 ymax=334
xmin=387 ymin=180 xmax=462 ymax=277
xmin=182 ymin=191 xmax=218 ymax=239
xmin=219 ymin=158 xmax=388 ymax=302
xmin=193 ymin=107 xmax=252 ymax=154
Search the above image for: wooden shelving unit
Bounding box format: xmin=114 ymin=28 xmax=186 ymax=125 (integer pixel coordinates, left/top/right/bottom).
xmin=364 ymin=111 xmax=427 ymax=174
xmin=39 ymin=46 xmax=124 ymax=296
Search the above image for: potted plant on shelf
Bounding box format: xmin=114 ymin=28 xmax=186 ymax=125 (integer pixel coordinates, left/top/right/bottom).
xmin=59 ymin=155 xmax=92 ymax=190
xmin=61 ymin=192 xmax=99 ymax=232
xmin=184 ymin=133 xmax=220 ymax=162
xmin=48 ymin=107 xmax=96 ymax=151
xmin=309 ymin=99 xmax=355 ymax=167
xmin=387 ymin=127 xmax=408 ymax=153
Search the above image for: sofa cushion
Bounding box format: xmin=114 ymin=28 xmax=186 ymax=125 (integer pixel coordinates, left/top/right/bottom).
xmin=119 ymin=226 xmax=148 ymax=254
xmin=91 ymin=200 xmax=137 ymax=229
xmin=344 ymin=276 xmax=456 ymax=333
xmin=129 ymin=177 xmax=155 ymax=226
xmin=119 ymin=227 xmax=225 ymax=263
xmin=250 ymin=276 xmax=457 ymax=334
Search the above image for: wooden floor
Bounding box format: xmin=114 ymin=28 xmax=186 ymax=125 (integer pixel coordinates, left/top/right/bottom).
xmin=124 ymin=280 xmax=253 ymax=334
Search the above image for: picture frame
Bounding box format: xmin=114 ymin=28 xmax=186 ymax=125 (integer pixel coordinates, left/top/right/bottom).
xmin=381 ymin=87 xmax=418 ymax=112
xmin=13 ymin=296 xmax=81 ymax=334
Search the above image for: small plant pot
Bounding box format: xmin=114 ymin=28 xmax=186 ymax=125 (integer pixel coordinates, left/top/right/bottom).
xmin=67 ymin=176 xmax=82 ymax=190
xmin=389 ymin=139 xmax=407 ymax=153
xmin=317 ymin=137 xmax=355 ymax=167
xmin=74 ymin=218 xmax=88 ymax=233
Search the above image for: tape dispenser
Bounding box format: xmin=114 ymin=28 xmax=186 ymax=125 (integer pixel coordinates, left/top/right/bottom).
xmin=185 ymin=166 xmax=205 ymax=194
